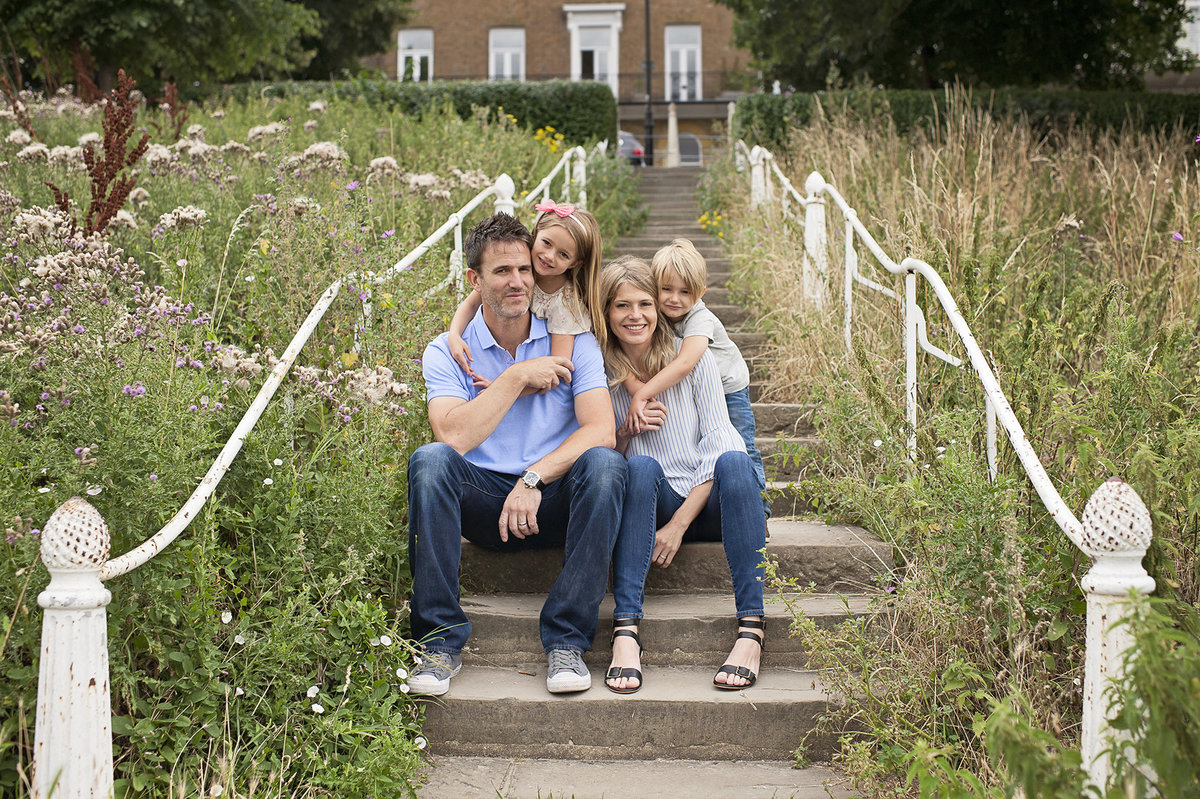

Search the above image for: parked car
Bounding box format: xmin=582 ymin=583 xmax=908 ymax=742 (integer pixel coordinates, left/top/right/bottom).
xmin=617 ymin=130 xmax=645 ymax=166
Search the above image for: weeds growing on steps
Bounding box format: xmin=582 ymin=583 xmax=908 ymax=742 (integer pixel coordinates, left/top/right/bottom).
xmin=701 ymin=87 xmax=1200 ymax=796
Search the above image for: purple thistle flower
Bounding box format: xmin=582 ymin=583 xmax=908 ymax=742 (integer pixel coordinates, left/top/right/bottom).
xmin=346 ymin=180 xmax=361 ymax=191
xmin=72 ymin=324 xmax=84 ymax=334
xmin=1172 ymin=232 xmax=1184 ymax=242
xmin=381 ymin=229 xmax=395 ymax=239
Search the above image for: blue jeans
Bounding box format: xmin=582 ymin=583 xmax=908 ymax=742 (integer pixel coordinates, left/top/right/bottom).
xmin=612 ymin=451 xmax=766 ymax=622
xmin=724 ymin=387 xmax=770 ymax=517
xmin=407 ymin=443 xmax=626 ymax=656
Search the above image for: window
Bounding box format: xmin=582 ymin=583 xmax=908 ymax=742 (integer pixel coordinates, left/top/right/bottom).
xmin=665 ymin=25 xmax=701 ymax=101
xmin=398 ymin=29 xmax=433 ymax=82
xmin=564 ymin=4 xmax=625 ymax=97
xmin=1183 ymin=1 xmax=1200 ymax=55
xmin=490 ymin=28 xmax=525 ymax=81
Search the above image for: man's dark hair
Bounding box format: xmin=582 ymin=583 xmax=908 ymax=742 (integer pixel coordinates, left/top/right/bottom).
xmin=464 ymin=213 xmax=533 ymax=272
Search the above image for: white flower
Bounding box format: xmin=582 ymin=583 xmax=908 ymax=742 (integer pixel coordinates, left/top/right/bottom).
xmin=234 ymin=686 xmax=244 ymax=696
xmin=209 ymin=784 xmax=224 ymax=797
xmin=273 ymin=458 xmax=283 ymax=466
xmin=414 ymin=736 xmax=427 ymax=750
xmin=872 ymin=439 xmax=882 ymax=448
xmin=85 ymin=484 xmax=102 ymax=496
xmin=307 ymin=685 xmax=320 ymax=698
xmin=311 ymin=703 xmax=325 ymax=714
xmin=395 ymin=668 xmax=408 ymax=680
xmin=400 ymin=683 xmax=410 ymax=694
xmin=263 ymin=477 xmax=273 ymax=486
xmin=936 ymin=446 xmax=946 ymax=453
xmin=221 ymin=611 xmax=233 ymax=624
xmin=380 ymin=635 xmax=392 ymax=646
xmin=303 ymin=119 xmax=318 ymax=132
xmin=247 ymin=121 xmax=285 ymax=142
xmin=6 ymin=129 xmax=31 ymax=145
xmin=176 ymin=258 xmax=188 ymax=268
xmin=245 ymin=275 xmax=255 ymax=282
xmin=308 ymin=100 xmax=327 ymax=114
xmin=37 ymin=486 xmax=51 ymax=494
xmin=78 ymin=132 xmax=102 ymax=147
xmin=17 ymin=142 xmax=49 ymax=163
xmin=369 ymin=637 xmax=381 ymax=646
xmin=234 ymin=634 xmax=245 ymax=645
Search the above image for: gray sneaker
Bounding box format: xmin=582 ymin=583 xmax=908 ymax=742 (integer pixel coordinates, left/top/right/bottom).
xmin=546 ymin=649 xmax=591 ymax=693
xmin=409 ymin=651 xmax=462 ymax=696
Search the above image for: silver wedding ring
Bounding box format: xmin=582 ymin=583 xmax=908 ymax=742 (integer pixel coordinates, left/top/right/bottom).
xmin=518 ymin=521 xmax=529 ymax=526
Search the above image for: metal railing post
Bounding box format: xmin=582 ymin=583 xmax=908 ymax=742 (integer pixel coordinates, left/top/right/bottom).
xmin=843 ymin=217 xmax=856 ymax=352
xmin=904 ymin=271 xmax=919 ymax=457
xmin=34 ymin=497 xmax=114 ymax=799
xmin=802 ymin=171 xmax=829 ymax=308
xmin=1079 ymin=478 xmax=1155 ymax=789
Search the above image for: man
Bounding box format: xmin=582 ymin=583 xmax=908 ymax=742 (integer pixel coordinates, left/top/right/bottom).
xmin=406 ymin=212 xmax=625 ymax=696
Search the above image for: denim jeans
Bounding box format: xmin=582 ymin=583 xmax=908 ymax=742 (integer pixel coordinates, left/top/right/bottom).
xmin=724 ymin=387 xmax=770 ymax=517
xmin=612 ymin=450 xmax=766 ymax=622
xmin=407 ymin=443 xmax=627 ymax=655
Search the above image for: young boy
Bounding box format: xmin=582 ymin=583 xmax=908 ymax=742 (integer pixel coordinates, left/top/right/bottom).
xmin=620 ymin=238 xmax=770 ymax=516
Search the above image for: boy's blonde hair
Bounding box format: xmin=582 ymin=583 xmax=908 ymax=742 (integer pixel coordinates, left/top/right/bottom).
xmin=533 ymin=207 xmax=603 ymax=326
xmin=651 ymin=238 xmax=707 ymax=297
xmin=595 ymin=256 xmax=677 ymax=387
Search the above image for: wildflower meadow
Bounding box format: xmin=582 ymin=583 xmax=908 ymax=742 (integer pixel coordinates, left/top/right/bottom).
xmin=0 ymin=79 xmax=641 ymax=797
xmin=702 ymin=90 xmax=1200 ymax=795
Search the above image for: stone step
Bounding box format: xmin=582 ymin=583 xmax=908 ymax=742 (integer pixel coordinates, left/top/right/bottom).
xmin=730 ymin=331 xmax=767 ymax=355
xmin=760 ymin=436 xmax=823 ymax=481
xmin=460 ymin=520 xmax=890 ymax=596
xmin=420 ymin=664 xmax=839 ymax=761
xmin=460 ymin=592 xmax=876 ymax=667
xmin=707 ymin=302 xmax=751 ymax=326
xmin=416 ymin=756 xmax=852 ymax=798
xmin=754 ymin=402 xmax=816 ymax=436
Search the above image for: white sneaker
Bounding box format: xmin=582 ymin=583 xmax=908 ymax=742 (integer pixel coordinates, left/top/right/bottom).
xmin=409 ymin=652 xmax=462 ymax=696
xmin=546 ymin=649 xmax=591 ymax=693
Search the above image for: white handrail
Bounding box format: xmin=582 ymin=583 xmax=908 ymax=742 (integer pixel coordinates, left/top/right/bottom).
xmin=32 ymin=140 xmax=604 ymax=797
xmin=737 ymin=138 xmax=1155 ymax=790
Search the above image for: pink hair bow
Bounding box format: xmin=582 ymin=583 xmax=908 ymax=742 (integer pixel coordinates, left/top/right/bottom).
xmin=535 ymin=200 xmax=577 ymax=217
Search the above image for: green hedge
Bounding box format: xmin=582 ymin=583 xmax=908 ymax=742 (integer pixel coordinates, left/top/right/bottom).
xmin=735 ymin=89 xmax=1200 ymax=148
xmin=218 ymin=78 xmax=618 ymax=145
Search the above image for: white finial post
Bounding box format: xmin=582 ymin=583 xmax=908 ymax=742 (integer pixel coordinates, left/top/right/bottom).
xmin=1078 ymin=478 xmax=1155 ymax=790
xmin=573 ymin=148 xmax=588 ymax=210
xmin=749 ymin=147 xmax=766 ymax=208
xmin=493 ymin=173 xmax=516 ymax=216
xmin=33 ymin=497 xmax=114 ymax=799
xmin=666 ymin=102 xmax=681 ymax=168
xmin=727 ymin=101 xmax=736 ymax=150
xmin=803 ymin=171 xmax=829 ymax=308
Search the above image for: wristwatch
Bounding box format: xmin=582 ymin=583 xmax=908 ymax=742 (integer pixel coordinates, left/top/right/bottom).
xmin=520 ymin=469 xmax=545 ymax=490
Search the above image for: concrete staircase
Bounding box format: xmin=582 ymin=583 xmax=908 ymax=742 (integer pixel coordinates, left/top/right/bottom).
xmin=417 ymin=167 xmax=889 ymax=798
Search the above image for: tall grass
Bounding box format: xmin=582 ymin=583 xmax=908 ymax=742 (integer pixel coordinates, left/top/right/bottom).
xmin=703 ymin=88 xmax=1200 ymax=795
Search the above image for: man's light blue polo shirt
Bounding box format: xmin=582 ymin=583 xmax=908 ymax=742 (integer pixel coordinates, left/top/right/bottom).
xmin=421 ymin=307 xmax=608 ymax=474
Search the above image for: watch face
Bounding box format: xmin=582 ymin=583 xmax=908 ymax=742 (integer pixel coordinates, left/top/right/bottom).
xmin=523 ymin=471 xmax=541 ymax=488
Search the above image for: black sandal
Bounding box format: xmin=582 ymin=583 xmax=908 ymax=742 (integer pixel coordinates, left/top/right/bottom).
xmin=713 ymin=618 xmax=765 ymax=690
xmin=605 ymin=618 xmax=643 ymax=695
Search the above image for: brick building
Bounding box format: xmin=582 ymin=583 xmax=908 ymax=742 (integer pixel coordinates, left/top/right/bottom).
xmin=363 ymin=1 xmax=758 ymax=163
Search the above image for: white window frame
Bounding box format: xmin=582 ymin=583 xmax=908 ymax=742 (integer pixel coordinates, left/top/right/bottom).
xmin=1183 ymin=0 xmax=1200 ymax=55
xmin=489 ymin=27 xmax=526 ymax=81
xmin=397 ymin=29 xmax=433 ymax=83
xmin=564 ymin=4 xmax=625 ymax=98
xmin=664 ymin=24 xmax=702 ymax=101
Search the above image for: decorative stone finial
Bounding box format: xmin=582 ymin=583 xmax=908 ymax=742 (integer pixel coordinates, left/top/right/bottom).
xmin=41 ymin=496 xmax=110 ymax=570
xmin=805 ymin=171 xmax=826 ymax=196
xmin=1080 ymin=478 xmax=1152 ymax=556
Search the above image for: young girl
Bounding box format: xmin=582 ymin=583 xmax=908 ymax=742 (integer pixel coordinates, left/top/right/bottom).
xmin=620 ymin=238 xmax=769 ymax=516
xmin=448 ymin=201 xmax=603 ymax=385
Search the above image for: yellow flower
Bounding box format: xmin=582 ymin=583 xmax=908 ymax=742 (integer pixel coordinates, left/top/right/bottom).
xmin=341 ymin=351 xmax=360 ymax=368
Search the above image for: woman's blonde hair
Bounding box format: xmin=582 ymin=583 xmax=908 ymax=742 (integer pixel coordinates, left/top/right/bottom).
xmin=595 ymin=255 xmax=677 ymax=387
xmin=532 ymin=207 xmax=603 ymax=328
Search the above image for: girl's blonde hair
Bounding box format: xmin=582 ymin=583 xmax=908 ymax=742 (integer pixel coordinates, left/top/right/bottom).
xmin=533 ymin=206 xmax=603 ymax=328
xmin=650 ymin=238 xmax=708 ymax=296
xmin=595 ymin=256 xmax=677 ymax=387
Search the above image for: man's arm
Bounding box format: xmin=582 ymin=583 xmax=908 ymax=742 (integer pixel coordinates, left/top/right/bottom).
xmin=496 ymin=386 xmax=616 ymax=540
xmin=428 ymin=356 xmax=574 ymax=454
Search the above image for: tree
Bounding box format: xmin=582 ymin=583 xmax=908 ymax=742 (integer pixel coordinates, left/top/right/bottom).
xmin=0 ymin=0 xmax=320 ymax=93
xmin=716 ymin=0 xmax=1196 ymax=90
xmin=292 ymin=0 xmax=412 ymax=80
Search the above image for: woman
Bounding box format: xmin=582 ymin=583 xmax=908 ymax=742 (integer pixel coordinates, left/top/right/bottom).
xmin=594 ymin=256 xmax=767 ymax=694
